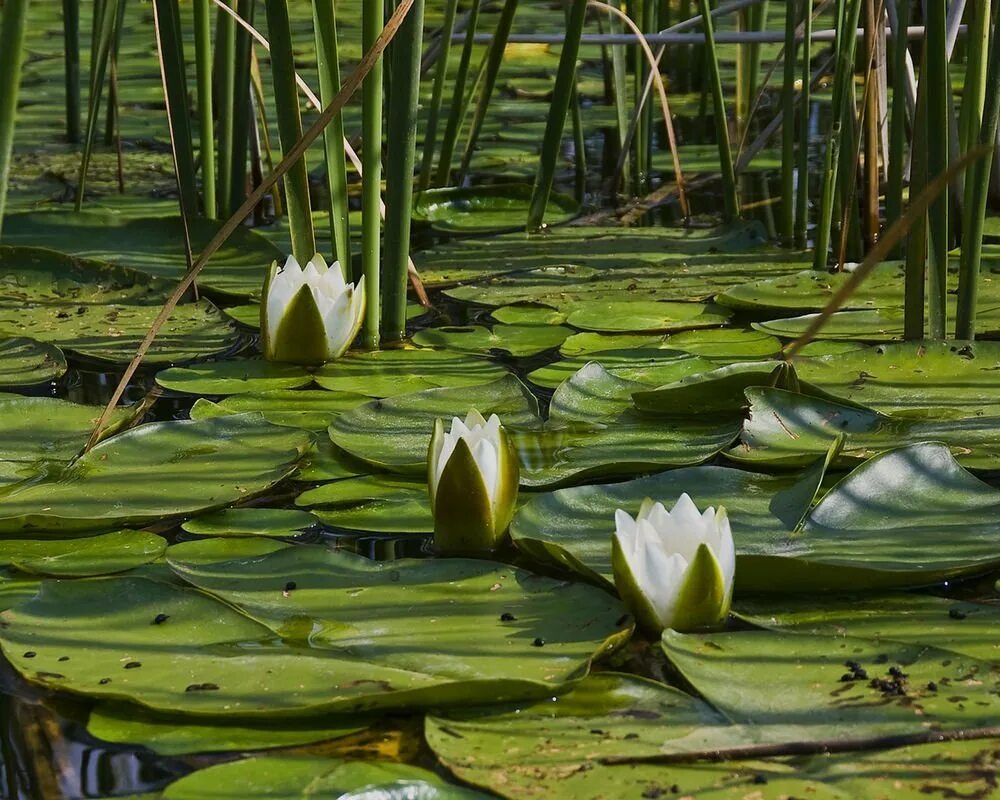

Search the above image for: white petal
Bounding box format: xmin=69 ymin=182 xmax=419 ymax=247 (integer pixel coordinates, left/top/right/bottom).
xmin=714 ymin=509 xmax=736 ymax=594
xmin=471 ymin=438 xmax=499 ymax=504
xmin=323 ymin=290 xmax=353 ymax=356
xmin=464 ymin=409 xmax=488 ymax=429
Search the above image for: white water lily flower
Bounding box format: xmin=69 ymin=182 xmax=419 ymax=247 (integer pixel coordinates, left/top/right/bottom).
xmin=260 ymin=254 xmax=365 ymax=365
xmin=612 ymin=494 xmax=735 ymax=634
xmin=428 ymin=410 xmax=519 ymax=555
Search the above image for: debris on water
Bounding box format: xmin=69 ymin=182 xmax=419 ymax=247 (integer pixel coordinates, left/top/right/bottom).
xmin=840 ymin=661 xmax=868 ymax=682
xmin=153 ymin=613 xmax=169 ymax=625
xmin=124 ymin=661 xmax=142 ymax=669
xmin=949 ymin=608 xmax=967 ymax=620
xmin=532 ymin=637 xmax=545 ymax=647
xmin=500 ymin=612 xmax=517 ymax=622
xmin=185 ymin=682 xmax=220 ymax=692
xmin=99 ymin=678 xmax=111 ymax=685
xmin=927 ymin=682 xmax=938 ymax=691
xmin=23 ymin=651 xmax=36 ymax=658
xmin=752 ymin=775 xmax=768 ymax=785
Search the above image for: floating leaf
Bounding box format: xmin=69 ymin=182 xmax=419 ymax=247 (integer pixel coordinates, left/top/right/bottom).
xmin=0 ymin=337 xmax=67 ymax=387
xmin=0 ymin=531 xmax=165 ymax=577
xmin=412 ymin=323 xmax=571 ymax=357
xmin=491 ymin=305 xmax=568 ymax=325
xmin=314 ymin=350 xmax=509 ymax=397
xmin=0 ymin=415 xmax=311 ymax=533
xmin=182 ymin=508 xmax=318 ymax=538
xmin=297 ymin=475 xmax=432 ymax=533
xmin=88 ymin=705 xmax=368 ymax=757
xmin=157 ymin=360 xmax=313 ymax=395
xmin=187 ymin=389 xmax=368 ymax=430
xmin=730 ymin=387 xmax=1000 ymax=469
xmin=413 ymin=184 xmax=579 ymax=233
xmin=566 ymin=300 xmax=731 ymax=334
xmin=0 ymin=301 xmax=241 ymax=364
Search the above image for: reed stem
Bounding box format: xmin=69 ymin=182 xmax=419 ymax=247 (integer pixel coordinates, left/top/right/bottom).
xmin=417 ymin=0 xmax=459 ymax=192
xmin=193 ymin=0 xmax=215 ymax=218
xmin=924 ymin=0 xmax=949 ymax=339
xmin=382 ymin=0 xmax=425 ymax=342
xmin=62 ymin=0 xmax=80 ymax=143
xmin=780 ymin=0 xmax=797 ymax=244
xmin=361 ymin=0 xmax=384 ymax=348
xmin=434 ymin=0 xmax=481 ymax=186
xmin=0 ymin=0 xmax=30 ymax=237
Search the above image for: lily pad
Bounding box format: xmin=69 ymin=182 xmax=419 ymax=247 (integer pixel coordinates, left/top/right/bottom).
xmin=182 ymin=508 xmax=318 ymax=538
xmin=187 ymin=389 xmax=368 ymax=430
xmin=793 ymin=341 xmax=1000 ymax=418
xmin=156 ymin=360 xmax=314 ymax=395
xmin=0 ymin=337 xmax=67 ymax=386
xmin=662 ymin=626 xmax=1000 ymax=739
xmin=329 ymin=376 xmax=540 ymax=474
xmin=0 ymin=300 xmax=241 ymax=364
xmin=412 ymin=323 xmax=571 ymax=357
xmin=528 ymin=351 xmax=714 ymax=390
xmin=296 ymin=475 xmax=432 ymax=534
xmin=0 ymin=414 xmax=311 ymax=533
xmin=418 ymin=222 xmax=772 ymax=286
xmin=736 ymin=594 xmax=1000 ymax=662
xmin=162 ymin=757 xmax=488 ymax=799
xmin=295 ymin=439 xmax=370 ymax=482
xmin=565 ymin=300 xmax=731 ymax=334
xmin=0 ymin=530 xmax=166 ymax=576
xmin=1 ymin=212 xmax=283 ymax=300
xmin=730 ymin=387 xmax=1000 ymax=469
xmin=314 ymin=350 xmax=509 ymax=397
xmin=412 ymin=184 xmax=579 ymax=233
xmin=491 ymin=305 xmax=568 ymax=325
xmin=0 ymin=547 xmax=628 ymax=715
xmin=0 ymin=245 xmax=170 ymax=305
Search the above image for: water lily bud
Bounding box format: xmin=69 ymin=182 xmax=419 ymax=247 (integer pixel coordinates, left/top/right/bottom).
xmin=261 ymin=254 xmax=365 ymax=366
xmin=428 ymin=410 xmax=519 ymax=556
xmin=612 ymin=494 xmax=735 ymax=635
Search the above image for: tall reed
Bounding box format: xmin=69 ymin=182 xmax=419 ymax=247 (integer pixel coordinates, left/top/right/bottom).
xmin=417 ymin=0 xmax=459 ymax=192
xmin=924 ymin=0 xmax=949 ymax=339
xmin=361 ymin=0 xmax=385 ymax=349
xmin=193 ymin=0 xmax=215 ymax=218
xmin=0 ymin=0 xmax=29 ymax=237
xmin=264 ymin=0 xmax=315 ymax=262
xmin=382 ymin=0 xmax=426 ymax=342
xmin=63 ymin=0 xmax=80 ymax=143
xmin=434 ymin=0 xmax=482 ymax=186
xmin=779 ymin=0 xmax=797 ymax=244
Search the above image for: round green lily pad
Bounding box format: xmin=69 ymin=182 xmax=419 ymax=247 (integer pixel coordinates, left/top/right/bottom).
xmin=0 ymin=530 xmax=166 ymax=577
xmin=0 ymin=337 xmax=67 ymax=387
xmin=412 ymin=323 xmax=571 ymax=357
xmin=297 ymin=475 xmax=432 ymax=533
xmin=313 ymin=349 xmax=509 ymax=397
xmin=0 ymin=546 xmax=629 ymax=716
xmin=566 ymin=300 xmax=731 ymax=334
xmin=187 ymin=389 xmax=368 ymax=430
xmin=413 ymin=184 xmax=579 ymax=233
xmin=491 ymin=305 xmax=568 ymax=325
xmin=157 ymin=360 xmax=314 ymax=395
xmin=182 ymin=508 xmax=318 ymax=538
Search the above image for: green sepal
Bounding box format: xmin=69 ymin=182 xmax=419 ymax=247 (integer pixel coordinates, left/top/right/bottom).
xmin=432 ymin=437 xmax=500 ymax=556
xmin=611 ymin=534 xmax=664 ymax=636
xmin=427 ymin=417 xmax=446 ymax=514
xmin=493 ymin=426 xmax=520 ymax=534
xmin=267 ymin=285 xmax=330 ymax=366
xmin=668 ymin=542 xmax=730 ymax=633
xmin=259 ymin=261 xmax=279 ymax=356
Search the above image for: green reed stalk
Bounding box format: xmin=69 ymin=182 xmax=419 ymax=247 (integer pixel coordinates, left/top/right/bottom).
xmin=780 ymin=0 xmax=797 ymax=244
xmin=635 ymin=0 xmax=654 ymax=189
xmin=417 ymin=0 xmax=458 ymax=192
xmin=458 ymin=0 xmax=519 ymax=181
xmin=795 ymin=0 xmax=812 ymax=247
xmin=263 ymin=0 xmax=315 ymax=262
xmin=193 ymin=0 xmax=215 ymax=218
xmin=361 ymin=0 xmax=384 ymax=348
xmin=884 ymin=0 xmax=910 ymax=242
xmin=812 ymin=0 xmax=862 ymax=268
xmin=382 ymin=0 xmax=425 ymax=342
xmin=794 ymin=0 xmax=811 ymax=246
xmin=697 ymin=0 xmax=739 ymax=222
xmin=103 ymin=0 xmax=125 ymax=147
xmin=527 ymin=0 xmax=587 ymax=230
xmin=571 ymin=82 xmax=587 ymax=202
xmin=903 ymin=70 xmax=928 ymax=340
xmin=63 ymin=0 xmax=80 ymax=143
xmin=74 ymin=0 xmax=119 ymax=210
xmin=313 ymin=1 xmax=351 ymax=270
xmin=737 ymin=0 xmax=768 ymax=140
xmin=0 ymin=0 xmax=29 ymax=236
xmin=215 ymin=1 xmax=236 ymax=216
xmin=954 ymin=17 xmax=1000 ymax=339
xmin=226 ymin=0 xmax=253 ymax=216
xmin=957 ymin=2 xmax=990 ymax=159
xmin=435 ymin=0 xmax=481 ymax=186
xmin=925 ymin=0 xmax=949 ymax=339
xmin=607 ymin=0 xmax=632 ymax=192
xmin=152 ymin=0 xmax=198 ymax=220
